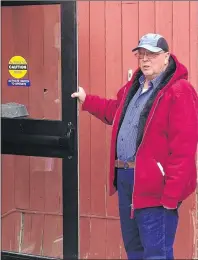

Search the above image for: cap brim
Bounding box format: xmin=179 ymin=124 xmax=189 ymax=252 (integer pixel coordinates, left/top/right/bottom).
xmin=132 ymin=44 xmax=163 ymax=53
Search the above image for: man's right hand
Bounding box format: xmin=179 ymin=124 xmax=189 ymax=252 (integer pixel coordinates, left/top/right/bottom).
xmin=71 ymin=86 xmax=86 ymax=104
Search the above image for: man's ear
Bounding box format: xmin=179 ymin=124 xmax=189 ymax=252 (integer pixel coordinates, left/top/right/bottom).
xmin=165 ymin=52 xmax=170 ymax=65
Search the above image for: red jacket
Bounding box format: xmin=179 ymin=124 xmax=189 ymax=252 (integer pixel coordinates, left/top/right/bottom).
xmin=82 ymin=54 xmax=198 ymax=211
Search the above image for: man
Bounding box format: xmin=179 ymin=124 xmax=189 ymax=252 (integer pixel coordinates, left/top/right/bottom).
xmin=71 ymin=33 xmax=198 ymax=259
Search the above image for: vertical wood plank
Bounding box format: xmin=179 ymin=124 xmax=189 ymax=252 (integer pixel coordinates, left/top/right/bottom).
xmin=2 ymin=7 xmax=15 ymax=103
xmin=2 ymin=155 xmax=15 ymax=214
xmin=28 ymin=5 xmax=45 ymax=119
xmin=172 ymin=1 xmax=190 ymax=70
xmin=78 ymin=1 xmax=91 ymax=216
xmin=121 ymin=243 xmax=127 ymax=260
xmin=42 ymin=215 xmax=63 ymax=258
xmin=43 ymin=5 xmax=61 ymax=120
xmin=189 ymin=1 xmax=198 ymax=90
xmin=105 ymin=1 xmax=122 ymax=218
xmin=138 ymin=1 xmax=155 ymax=36
xmin=105 ymin=220 xmax=123 ymax=259
xmin=11 ymin=6 xmax=29 ymax=109
xmin=90 ymin=1 xmax=106 ymax=216
xmin=155 ymin=1 xmax=173 ymax=51
xmin=105 ymin=1 xmax=122 ymax=93
xmin=44 ymin=158 xmax=62 ymax=213
xmin=29 ymin=157 xmax=45 ymax=211
xmin=15 ymin=155 xmax=30 ymax=209
xmin=8 ymin=8 xmax=31 ymax=211
xmin=89 ymin=218 xmax=106 ymax=259
xmin=80 ymin=217 xmax=91 ymax=259
xmin=122 ymin=1 xmax=139 ymax=85
xmin=21 ymin=214 xmax=44 ymax=255
xmin=174 ymin=195 xmax=195 ymax=259
xmin=1 ymin=212 xmax=21 ymax=252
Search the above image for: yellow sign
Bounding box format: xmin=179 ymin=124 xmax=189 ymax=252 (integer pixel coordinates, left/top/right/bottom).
xmin=8 ymin=56 xmax=27 ymax=79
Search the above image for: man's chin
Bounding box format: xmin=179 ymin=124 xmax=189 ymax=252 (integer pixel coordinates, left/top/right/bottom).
xmin=142 ymin=71 xmax=156 ymax=80
xmin=143 ymin=72 xmax=153 ymax=77
xmin=143 ymin=70 xmax=152 ymax=75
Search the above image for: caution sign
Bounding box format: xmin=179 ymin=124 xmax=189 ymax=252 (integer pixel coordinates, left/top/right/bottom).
xmin=8 ymin=56 xmax=27 ymax=79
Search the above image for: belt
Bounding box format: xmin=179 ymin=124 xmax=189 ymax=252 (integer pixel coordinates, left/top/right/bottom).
xmin=115 ymin=159 xmax=135 ymax=169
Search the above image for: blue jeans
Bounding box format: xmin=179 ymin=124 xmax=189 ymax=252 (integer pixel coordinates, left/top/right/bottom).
xmin=117 ymin=168 xmax=179 ymax=260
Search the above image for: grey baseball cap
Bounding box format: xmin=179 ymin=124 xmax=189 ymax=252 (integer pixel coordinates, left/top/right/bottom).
xmin=132 ymin=33 xmax=169 ymax=53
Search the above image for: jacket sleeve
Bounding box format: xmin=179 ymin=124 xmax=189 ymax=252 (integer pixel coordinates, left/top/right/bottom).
xmin=81 ymin=84 xmax=127 ymax=125
xmin=160 ymin=82 xmax=198 ymax=209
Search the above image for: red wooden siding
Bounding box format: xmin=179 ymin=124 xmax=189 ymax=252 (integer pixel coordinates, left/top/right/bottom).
xmin=2 ymin=5 xmax=62 ymax=120
xmin=78 ymin=1 xmax=198 ymax=259
xmin=1 ymin=1 xmax=198 ymax=259
xmin=2 ymin=5 xmax=63 ymax=258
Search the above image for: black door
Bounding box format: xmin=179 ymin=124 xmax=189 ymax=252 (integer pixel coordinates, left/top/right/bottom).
xmin=1 ymin=1 xmax=78 ymax=259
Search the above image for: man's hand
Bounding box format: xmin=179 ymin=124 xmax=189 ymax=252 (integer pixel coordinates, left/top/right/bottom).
xmin=71 ymin=86 xmax=86 ymax=104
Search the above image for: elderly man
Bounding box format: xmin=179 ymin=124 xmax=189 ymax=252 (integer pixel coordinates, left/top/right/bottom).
xmin=72 ymin=33 xmax=198 ymax=259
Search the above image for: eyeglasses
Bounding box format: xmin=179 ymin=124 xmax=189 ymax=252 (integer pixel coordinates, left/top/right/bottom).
xmin=135 ymin=51 xmax=165 ymax=60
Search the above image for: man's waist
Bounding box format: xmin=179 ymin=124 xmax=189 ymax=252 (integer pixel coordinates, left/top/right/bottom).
xmin=115 ymin=159 xmax=135 ymax=169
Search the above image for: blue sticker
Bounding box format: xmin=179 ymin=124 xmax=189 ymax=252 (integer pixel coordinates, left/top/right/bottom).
xmin=7 ymin=79 xmax=31 ymax=87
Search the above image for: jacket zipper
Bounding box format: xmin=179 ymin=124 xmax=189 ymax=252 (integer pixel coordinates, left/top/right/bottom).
xmin=131 ymin=93 xmax=163 ymax=218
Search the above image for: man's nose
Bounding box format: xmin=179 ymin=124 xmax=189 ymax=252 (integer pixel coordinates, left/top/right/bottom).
xmin=143 ymin=53 xmax=149 ymax=61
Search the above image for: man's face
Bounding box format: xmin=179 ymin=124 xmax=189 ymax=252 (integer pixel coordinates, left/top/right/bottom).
xmin=136 ymin=48 xmax=170 ymax=80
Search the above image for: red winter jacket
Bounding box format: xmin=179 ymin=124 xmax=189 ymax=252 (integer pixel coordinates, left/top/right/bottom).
xmin=82 ymin=54 xmax=198 ymax=211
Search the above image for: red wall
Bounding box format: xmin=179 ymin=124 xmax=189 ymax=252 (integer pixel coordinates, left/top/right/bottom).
xmin=1 ymin=1 xmax=198 ymax=259
xmin=78 ymin=1 xmax=198 ymax=259
xmin=2 ymin=5 xmax=63 ymax=258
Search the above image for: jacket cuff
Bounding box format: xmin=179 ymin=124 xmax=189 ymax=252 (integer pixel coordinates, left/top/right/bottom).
xmin=81 ymin=95 xmax=90 ymax=111
xmin=160 ymin=196 xmax=178 ymax=209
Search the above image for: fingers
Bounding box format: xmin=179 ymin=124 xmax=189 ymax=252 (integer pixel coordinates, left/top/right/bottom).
xmin=71 ymin=92 xmax=79 ymax=98
xmin=71 ymin=86 xmax=84 ymax=98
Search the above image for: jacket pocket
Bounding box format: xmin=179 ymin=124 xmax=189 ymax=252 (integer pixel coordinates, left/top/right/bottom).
xmin=136 ymin=158 xmax=165 ymax=197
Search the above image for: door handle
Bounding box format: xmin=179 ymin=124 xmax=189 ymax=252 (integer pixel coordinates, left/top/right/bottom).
xmin=2 ymin=121 xmax=76 ymax=156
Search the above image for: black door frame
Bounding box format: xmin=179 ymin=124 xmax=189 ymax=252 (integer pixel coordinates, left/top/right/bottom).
xmin=1 ymin=1 xmax=78 ymax=259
